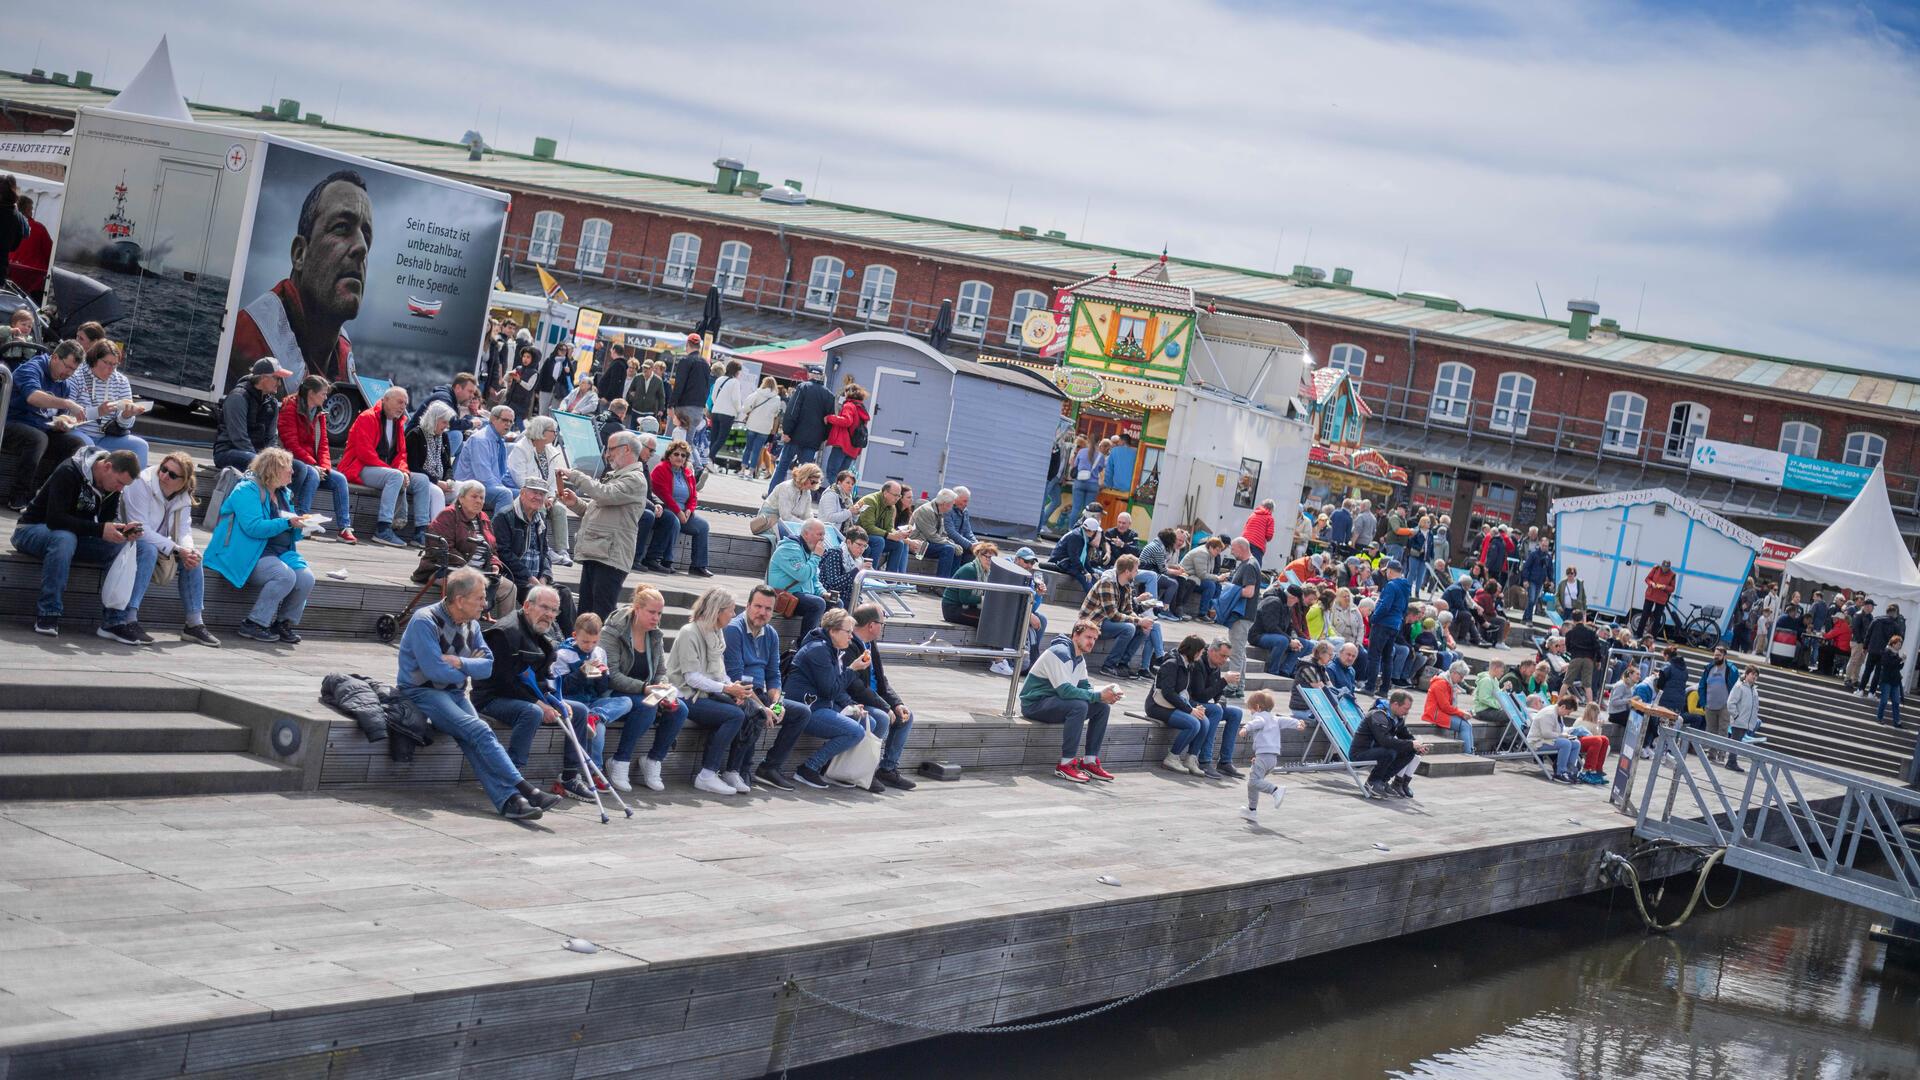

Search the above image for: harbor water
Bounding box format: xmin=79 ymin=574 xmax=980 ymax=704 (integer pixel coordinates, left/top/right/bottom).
xmin=796 ymin=877 xmax=1920 ymax=1078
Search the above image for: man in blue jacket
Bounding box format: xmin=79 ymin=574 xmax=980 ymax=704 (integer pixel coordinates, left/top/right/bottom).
xmin=1328 ymin=499 xmax=1353 ymax=553
xmin=454 ymin=405 xmax=519 ymax=512
xmin=1520 ymin=538 xmax=1554 ymax=625
xmin=396 ymin=568 xmax=560 ymax=821
xmin=1367 ymin=560 xmax=1412 ymax=695
xmin=723 ymin=585 xmax=813 ymax=791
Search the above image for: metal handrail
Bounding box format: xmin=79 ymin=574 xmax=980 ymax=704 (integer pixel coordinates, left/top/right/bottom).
xmin=502 ymin=232 xmax=1056 ymax=359
xmin=850 ymin=565 xmax=1034 ymax=717
xmin=1633 ymin=725 xmax=1920 ymax=922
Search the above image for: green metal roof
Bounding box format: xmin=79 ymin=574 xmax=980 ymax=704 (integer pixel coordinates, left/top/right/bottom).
xmin=3 ymin=70 xmax=1914 ymax=418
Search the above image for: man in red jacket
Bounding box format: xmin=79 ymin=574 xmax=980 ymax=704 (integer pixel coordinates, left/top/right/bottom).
xmin=339 ymin=385 xmax=431 ymax=547
xmin=1641 ymin=559 xmax=1678 ymax=639
xmin=278 ymin=375 xmax=357 ymax=542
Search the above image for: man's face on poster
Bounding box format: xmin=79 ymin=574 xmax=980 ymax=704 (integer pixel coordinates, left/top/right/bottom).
xmin=291 ymin=179 xmax=372 ymax=324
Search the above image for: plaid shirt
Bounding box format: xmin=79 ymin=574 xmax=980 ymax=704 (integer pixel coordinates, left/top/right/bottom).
xmin=1078 ymin=573 xmax=1139 ymax=624
xmin=819 ymin=545 xmax=861 ymax=608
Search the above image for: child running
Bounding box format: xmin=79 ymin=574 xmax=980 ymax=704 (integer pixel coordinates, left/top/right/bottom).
xmin=1239 ymin=689 xmax=1303 ymax=822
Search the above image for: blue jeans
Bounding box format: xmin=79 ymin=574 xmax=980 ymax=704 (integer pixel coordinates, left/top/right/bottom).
xmin=1549 ymin=736 xmax=1579 ymax=775
xmin=859 ymin=705 xmax=911 ymax=771
xmin=796 ymin=705 xmax=868 ymax=771
xmin=869 ymin=535 xmax=910 ymax=573
xmin=1524 ymin=582 xmax=1545 ymax=622
xmin=647 ymin=511 xmax=709 ymax=570
xmin=920 ymin=541 xmax=959 ymax=579
xmin=1200 ymin=702 xmax=1243 ymax=765
xmin=611 ymin=697 xmax=687 ymax=763
xmin=244 ymin=557 xmax=313 ymax=627
xmin=1021 ymin=694 xmax=1110 ymax=761
xmin=742 ymin=431 xmax=772 ymax=474
xmin=359 ymin=465 xmax=432 ymax=528
xmin=1365 ymin=623 xmax=1401 ymax=694
xmin=1026 ymin=612 xmax=1049 ymax=669
xmin=1098 ymin=619 xmax=1146 ymax=671
xmin=1067 ymin=478 xmax=1100 ymax=528
xmin=1451 ymin=715 xmax=1477 ymax=754
xmin=91 ymin=431 xmax=149 ymax=467
xmin=1159 ymin=709 xmax=1205 ymax=756
xmin=1258 ymin=633 xmax=1307 ymax=676
xmin=402 ymin=686 xmax=523 ymax=811
xmin=685 ymin=695 xmax=747 ymax=772
xmin=567 ymin=695 xmax=629 ymax=769
xmin=1188 ymin=577 xmax=1222 ymax=617
xmin=484 ymin=485 xmax=517 ymax=515
xmin=1038 ymin=482 xmax=1067 ymax=533
xmin=129 ymin=539 xmax=205 ymax=624
xmin=212 ymin=448 xmax=255 ymax=472
xmin=481 ymin=697 xmax=589 ymax=772
xmin=290 ymin=459 xmax=353 ymax=524
xmin=1878 ymin=681 xmax=1904 ymax=726
xmin=823 ymin=446 xmax=858 ymax=479
xmin=785 ymin=591 xmax=827 ymax=637
xmin=767 ymin=441 xmax=820 ymax=493
xmin=11 ymin=524 xmax=151 ymax=623
xmin=1404 ymin=558 xmax=1425 ymax=596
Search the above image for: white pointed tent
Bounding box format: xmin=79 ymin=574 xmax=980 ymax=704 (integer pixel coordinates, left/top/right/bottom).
xmin=105 ymin=37 xmax=194 ymax=123
xmin=1785 ymin=466 xmax=1920 ymax=687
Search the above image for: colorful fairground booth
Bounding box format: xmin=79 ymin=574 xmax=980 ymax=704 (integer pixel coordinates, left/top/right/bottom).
xmin=1302 ymin=366 xmax=1408 ymax=506
xmin=1006 ymin=258 xmax=1315 ymax=548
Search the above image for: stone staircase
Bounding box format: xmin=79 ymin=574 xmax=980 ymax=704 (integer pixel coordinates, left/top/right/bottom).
xmin=0 ymin=676 xmax=323 ymax=799
xmin=1742 ymin=663 xmax=1917 ymax=780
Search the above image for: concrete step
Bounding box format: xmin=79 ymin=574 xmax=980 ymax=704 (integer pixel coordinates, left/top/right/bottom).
xmin=0 ymin=680 xmax=206 ymax=714
xmin=0 ymin=753 xmax=303 ymax=799
xmin=0 ymin=711 xmax=250 ymax=754
xmin=1416 ymin=753 xmax=1495 ymax=778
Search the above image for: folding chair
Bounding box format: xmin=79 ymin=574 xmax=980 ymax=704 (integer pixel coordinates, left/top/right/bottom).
xmin=1300 ymin=687 xmax=1370 ymax=796
xmin=1489 ymin=690 xmax=1553 ymax=777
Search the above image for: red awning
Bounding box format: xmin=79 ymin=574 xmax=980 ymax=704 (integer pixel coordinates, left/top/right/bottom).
xmin=724 ymin=328 xmax=843 ymax=382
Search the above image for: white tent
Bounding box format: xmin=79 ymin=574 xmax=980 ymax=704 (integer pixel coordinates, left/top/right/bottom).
xmin=106 ymin=37 xmax=194 ymax=124
xmin=1785 ymin=466 xmax=1920 ymax=688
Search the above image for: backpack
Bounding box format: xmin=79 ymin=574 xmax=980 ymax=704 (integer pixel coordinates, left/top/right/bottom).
xmin=848 ymin=417 xmax=868 ymax=450
xmin=202 ymin=466 xmax=245 ymax=526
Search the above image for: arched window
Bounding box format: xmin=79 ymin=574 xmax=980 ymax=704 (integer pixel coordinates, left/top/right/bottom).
xmin=1845 ymin=431 xmax=1887 ymax=469
xmin=1007 ymin=289 xmax=1049 ymax=344
xmin=575 ymin=218 xmax=612 ymax=274
xmin=1490 ymin=372 xmax=1535 ymax=434
xmin=857 ymin=265 xmax=897 ymax=321
xmin=1663 ymin=402 xmax=1710 ymax=462
xmin=955 ymin=280 xmax=993 ymax=339
xmin=1778 ymin=421 xmax=1821 ymax=458
xmin=1431 ymin=362 xmax=1474 ymax=425
xmin=715 ymin=240 xmax=751 ymax=298
xmin=1603 ymin=391 xmax=1646 ymax=455
xmin=805 ymin=255 xmax=844 ymax=311
xmin=1328 ymin=343 xmax=1367 ymax=385
xmin=528 ymin=210 xmax=564 ymax=265
xmin=663 ymin=232 xmax=701 ymax=287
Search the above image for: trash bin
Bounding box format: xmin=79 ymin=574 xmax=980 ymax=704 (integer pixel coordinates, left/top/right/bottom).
xmin=979 ymin=556 xmax=1033 ymax=653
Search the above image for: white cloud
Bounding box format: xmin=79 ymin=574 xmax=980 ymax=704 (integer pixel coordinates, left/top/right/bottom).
xmin=10 ymin=0 xmax=1919 ymax=372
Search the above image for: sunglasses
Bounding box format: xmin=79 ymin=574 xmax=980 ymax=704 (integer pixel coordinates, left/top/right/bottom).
xmin=157 ymin=465 xmax=182 ymax=480
xmin=669 ymin=451 xmax=689 ymax=459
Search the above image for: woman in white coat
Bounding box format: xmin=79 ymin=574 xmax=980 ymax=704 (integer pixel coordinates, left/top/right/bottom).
xmin=118 ymin=450 xmax=220 ymax=646
xmin=507 ymin=415 xmax=572 ymax=566
xmin=738 ymin=377 xmax=784 ymax=479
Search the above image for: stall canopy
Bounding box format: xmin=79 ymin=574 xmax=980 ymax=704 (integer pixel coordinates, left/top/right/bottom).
xmin=1785 ymin=466 xmax=1920 ymax=686
xmin=726 ymin=328 xmax=841 ymax=382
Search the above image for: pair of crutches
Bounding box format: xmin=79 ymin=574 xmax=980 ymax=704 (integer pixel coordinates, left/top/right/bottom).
xmin=517 ymin=665 xmax=632 ymax=823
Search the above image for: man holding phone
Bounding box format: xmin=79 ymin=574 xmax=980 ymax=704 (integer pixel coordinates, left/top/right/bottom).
xmin=10 ymin=448 xmax=148 ymax=641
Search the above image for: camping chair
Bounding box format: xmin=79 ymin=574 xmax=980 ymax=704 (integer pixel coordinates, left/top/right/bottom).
xmin=1489 ymin=690 xmax=1554 ymax=777
xmin=373 ymin=533 xmax=451 ymax=642
xmin=1299 ymin=687 xmax=1370 ymax=796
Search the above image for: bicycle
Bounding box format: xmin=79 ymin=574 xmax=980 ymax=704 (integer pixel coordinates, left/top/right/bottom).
xmin=1631 ymin=600 xmax=1723 ymax=649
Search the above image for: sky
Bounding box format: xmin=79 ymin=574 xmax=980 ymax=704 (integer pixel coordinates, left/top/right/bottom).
xmin=10 ymin=0 xmax=1920 ymax=375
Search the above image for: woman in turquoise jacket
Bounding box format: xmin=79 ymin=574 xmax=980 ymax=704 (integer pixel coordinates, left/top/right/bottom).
xmin=205 ymin=448 xmax=319 ymax=644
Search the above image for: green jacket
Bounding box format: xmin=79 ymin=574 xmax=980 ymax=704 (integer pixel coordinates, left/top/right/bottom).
xmin=943 ymin=559 xmax=984 ymax=607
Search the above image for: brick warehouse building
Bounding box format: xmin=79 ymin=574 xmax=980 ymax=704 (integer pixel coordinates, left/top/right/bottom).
xmin=4 ymin=69 xmax=1915 ymax=556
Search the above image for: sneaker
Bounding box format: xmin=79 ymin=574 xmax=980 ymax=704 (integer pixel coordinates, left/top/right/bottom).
xmin=1216 ymin=761 xmax=1242 ymax=779
xmin=1054 ymin=760 xmax=1090 ymax=783
xmin=794 ymin=764 xmax=831 ymax=789
xmin=1638 ymin=747 xmax=1654 ymax=760
xmin=271 ymin=621 xmax=302 ymax=645
xmin=1201 ymin=763 xmax=1223 ymax=779
xmin=1161 ymin=752 xmax=1187 ymax=773
xmin=335 ymin=527 xmax=358 ymax=544
xmin=31 ymin=616 xmax=57 ymax=637
xmin=689 ymin=568 xmax=714 ymax=579
xmin=96 ymin=622 xmax=148 ymax=647
xmin=753 ymin=763 xmax=796 ymax=791
xmin=501 ymin=794 xmax=544 ymax=821
xmin=720 ymin=770 xmax=752 ymax=794
xmin=371 ymin=527 xmax=407 ymax=547
xmin=592 ymin=772 xmax=610 ymax=793
xmin=1238 ymin=807 xmax=1260 ymax=823
xmin=1391 ymin=778 xmax=1414 ymax=799
xmin=524 ymin=788 xmax=564 ymax=812
xmin=638 ymin=758 xmax=665 ymax=791
xmin=182 ymin=624 xmax=221 ymax=648
xmin=1366 ymin=781 xmax=1392 ymax=798
xmin=548 ymin=548 xmax=572 ymax=567
xmin=6 ymin=498 xmax=28 ymax=513
xmin=693 ymin=769 xmax=736 ymax=796
xmin=235 ymin=620 xmax=280 ymax=642
xmin=989 ymin=659 xmax=1014 ymax=676
xmin=867 ymin=778 xmax=887 ymax=794
xmin=1079 ymin=759 xmax=1114 ymax=782
xmin=552 ymin=774 xmax=595 ymax=801
xmin=125 ymin=622 xmax=156 ymax=644
xmin=1098 ymin=665 xmax=1127 ymax=680
xmin=1270 ymin=784 xmax=1288 ymax=810
xmin=1183 ymin=753 xmax=1206 ymax=777
xmin=875 ymin=767 xmax=918 ymax=791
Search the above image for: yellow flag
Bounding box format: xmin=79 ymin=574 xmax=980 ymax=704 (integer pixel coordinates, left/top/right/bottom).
xmin=536 ymin=265 xmax=569 ymax=304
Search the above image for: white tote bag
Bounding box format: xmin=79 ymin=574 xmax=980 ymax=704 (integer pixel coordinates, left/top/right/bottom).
xmin=824 ymin=730 xmax=884 ymax=788
xmin=101 ymin=541 xmax=138 ymax=610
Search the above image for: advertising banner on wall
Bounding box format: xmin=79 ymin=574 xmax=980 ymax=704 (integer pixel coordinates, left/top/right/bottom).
xmin=1690 ymin=438 xmax=1872 ymax=500
xmin=230 ymin=140 xmax=507 ymax=400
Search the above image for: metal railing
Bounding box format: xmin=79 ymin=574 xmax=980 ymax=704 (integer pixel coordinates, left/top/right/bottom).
xmin=1634 ymin=725 xmax=1920 ymax=922
xmin=849 ymin=565 xmax=1033 ymax=717
xmin=1358 ymin=379 xmax=1920 ymax=519
xmin=503 ymin=232 xmax=1057 ymax=360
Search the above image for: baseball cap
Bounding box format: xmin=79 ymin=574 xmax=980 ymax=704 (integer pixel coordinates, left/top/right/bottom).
xmin=1082 ymin=516 xmax=1102 ymax=531
xmin=250 ymin=357 xmax=293 ymax=380
xmin=1385 ymin=559 xmax=1405 ymax=573
xmin=520 ymin=476 xmax=550 ymax=494
xmin=1014 ymin=546 xmax=1037 ymax=563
